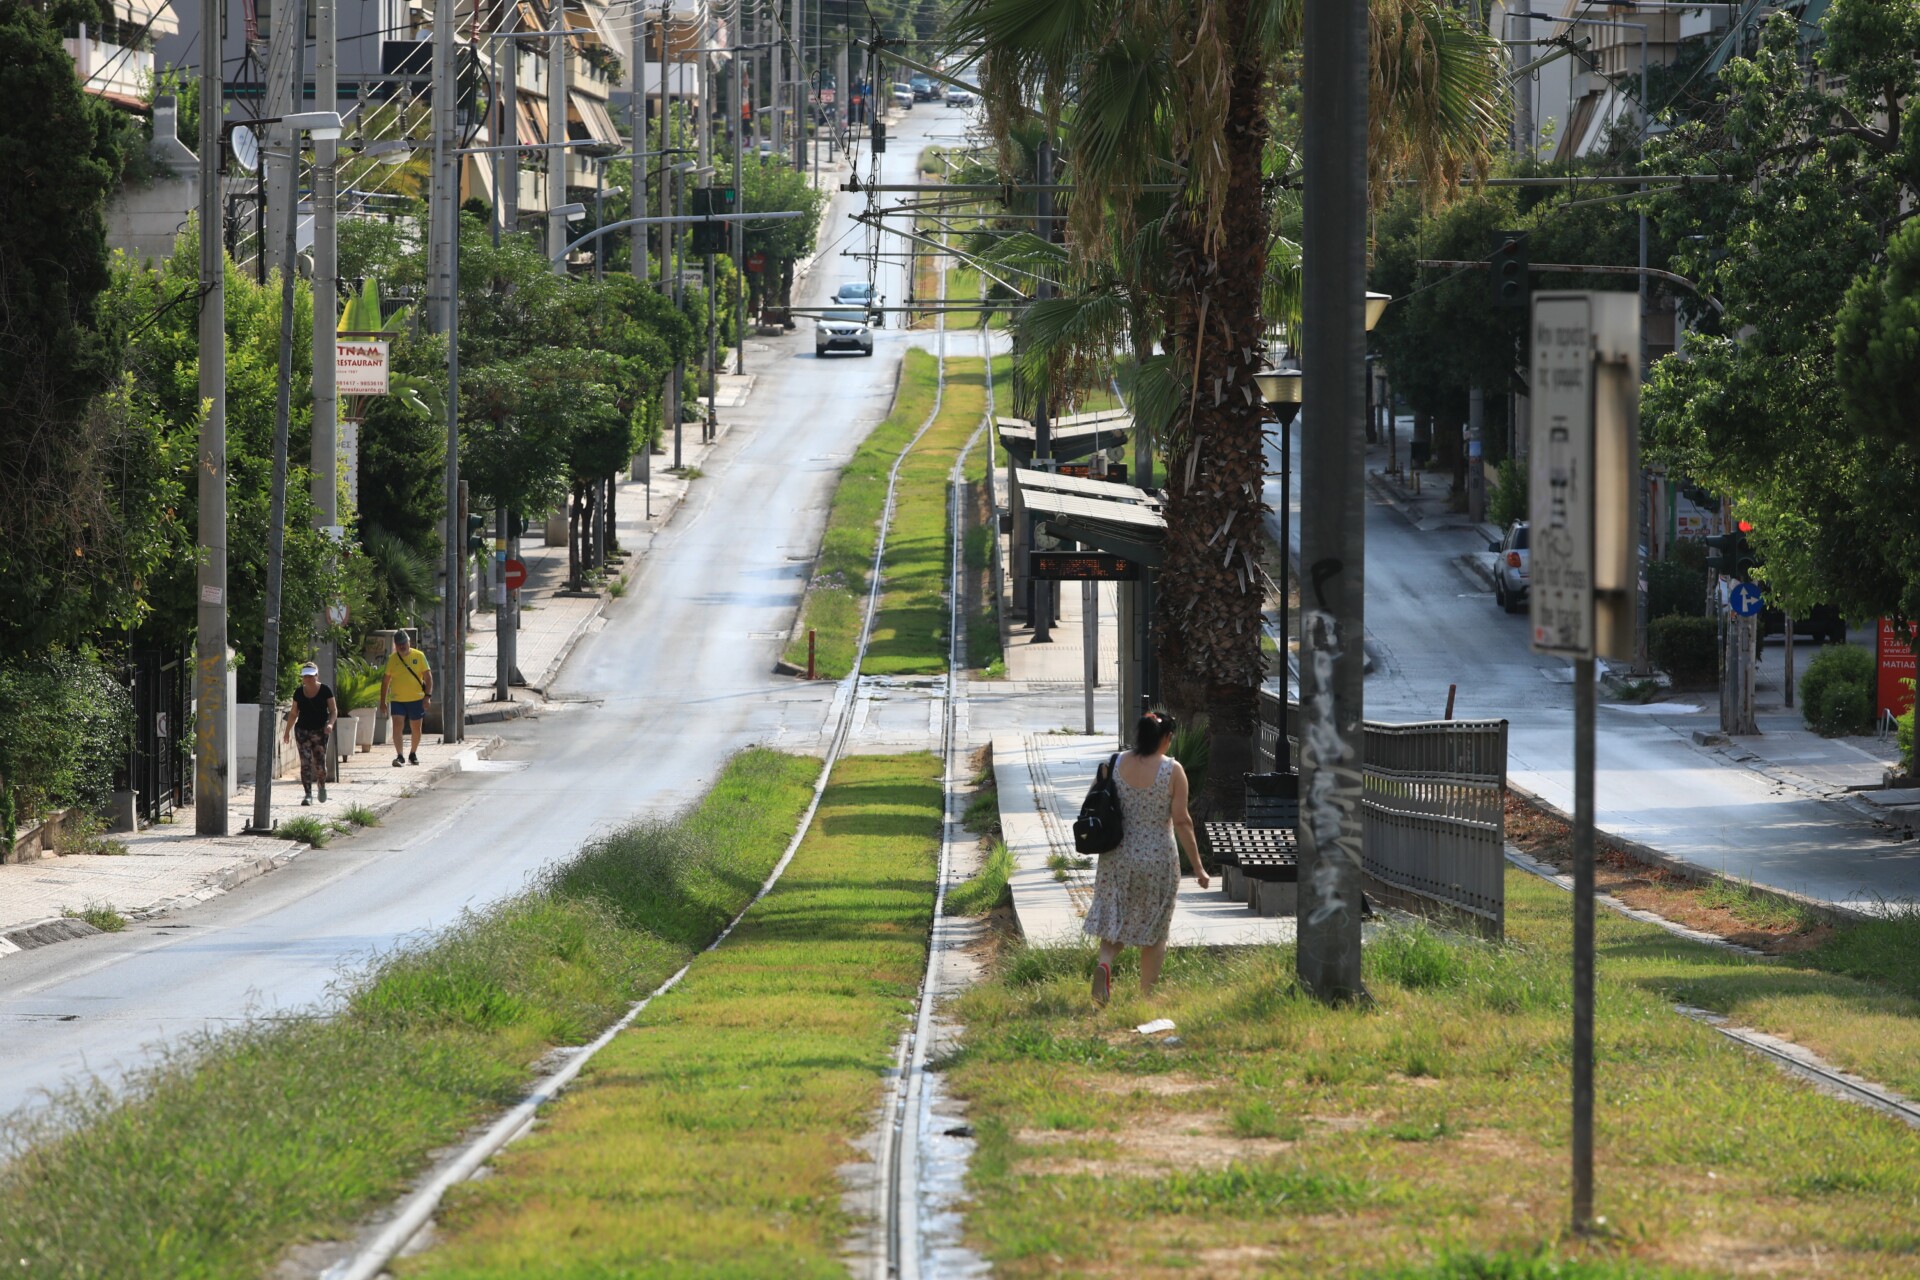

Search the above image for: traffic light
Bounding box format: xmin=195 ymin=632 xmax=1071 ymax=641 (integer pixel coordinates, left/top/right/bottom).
xmin=1705 ymin=523 xmax=1758 ymax=581
xmin=1489 ymin=230 xmax=1529 ymax=310
xmin=690 ymin=187 xmax=736 ymax=254
xmin=466 ymin=512 xmax=487 ymax=557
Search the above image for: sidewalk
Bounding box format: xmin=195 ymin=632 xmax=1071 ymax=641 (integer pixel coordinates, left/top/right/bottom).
xmin=991 ymin=731 xmax=1300 ymax=948
xmin=0 ymin=733 xmax=498 ymax=955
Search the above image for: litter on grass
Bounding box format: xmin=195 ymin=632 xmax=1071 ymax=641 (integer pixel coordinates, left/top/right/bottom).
xmin=1135 ymin=1019 xmax=1176 ymax=1035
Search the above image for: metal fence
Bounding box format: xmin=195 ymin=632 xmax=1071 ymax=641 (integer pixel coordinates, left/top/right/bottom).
xmin=1259 ymin=689 xmax=1508 ymax=937
xmin=124 ymin=649 xmax=192 ymax=827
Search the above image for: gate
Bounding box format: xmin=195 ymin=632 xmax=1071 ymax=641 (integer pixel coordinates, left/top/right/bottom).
xmin=126 ymin=649 xmax=192 ymax=826
xmin=1259 ymin=689 xmax=1508 ymax=937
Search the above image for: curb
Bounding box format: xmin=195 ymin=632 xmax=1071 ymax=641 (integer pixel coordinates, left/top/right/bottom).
xmin=1503 ymin=777 xmax=1874 ymax=925
xmin=0 ymin=737 xmax=504 ymax=961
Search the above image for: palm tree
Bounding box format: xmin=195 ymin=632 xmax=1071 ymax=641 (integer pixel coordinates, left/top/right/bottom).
xmin=946 ymin=0 xmax=1500 ymax=813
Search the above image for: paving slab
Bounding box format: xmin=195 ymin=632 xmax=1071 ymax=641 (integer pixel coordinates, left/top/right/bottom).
xmin=992 ymin=731 xmax=1296 ymax=948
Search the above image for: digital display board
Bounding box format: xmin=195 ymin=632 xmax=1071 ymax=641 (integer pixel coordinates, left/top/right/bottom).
xmin=1029 ymin=552 xmax=1140 ymax=581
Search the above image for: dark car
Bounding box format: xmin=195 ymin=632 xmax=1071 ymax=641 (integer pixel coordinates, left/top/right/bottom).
xmin=1759 ymin=602 xmax=1847 ymax=646
xmin=910 ymin=73 xmax=937 ymax=101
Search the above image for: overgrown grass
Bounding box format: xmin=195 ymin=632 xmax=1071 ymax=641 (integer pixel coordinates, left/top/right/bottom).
xmin=1695 ymin=875 xmax=1827 ymax=933
xmin=949 ymin=872 xmax=1920 ymax=1276
xmin=1804 ymin=907 xmax=1920 ymax=1001
xmin=342 ymin=803 xmax=382 ymax=828
xmin=276 ymin=814 xmax=337 ymax=846
xmin=947 ymin=840 xmax=1013 ymax=916
xmin=782 ymin=352 xmax=940 ymax=677
xmin=61 ymin=904 xmax=126 ymax=933
xmin=401 ymin=753 xmax=943 ymax=1277
xmin=866 ymin=357 xmax=989 ymax=675
xmin=0 ymin=749 xmax=821 ymax=1280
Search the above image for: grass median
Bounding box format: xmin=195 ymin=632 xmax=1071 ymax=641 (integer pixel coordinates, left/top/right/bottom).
xmin=784 ymin=349 xmax=992 ymax=678
xmin=0 ymin=749 xmax=820 ymax=1280
xmin=399 ymin=752 xmax=944 ymax=1278
xmin=948 ymin=868 xmax=1920 ymax=1276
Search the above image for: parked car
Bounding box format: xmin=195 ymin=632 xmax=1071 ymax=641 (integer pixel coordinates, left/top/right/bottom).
xmin=816 ymin=308 xmax=875 ymax=357
xmin=944 ymin=85 xmax=974 ymax=107
xmin=1490 ymin=521 xmax=1530 ymax=614
xmin=910 ymin=73 xmax=937 ymax=101
xmin=890 ymin=83 xmax=915 ymax=110
xmin=1760 ymin=603 xmax=1847 ymax=646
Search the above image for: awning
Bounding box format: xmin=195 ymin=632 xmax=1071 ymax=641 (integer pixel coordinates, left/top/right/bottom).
xmin=121 ymin=0 xmax=178 ymax=37
xmin=465 ymin=152 xmax=495 ymax=206
xmin=1019 ymin=488 xmax=1166 ymax=567
xmin=998 ymin=418 xmax=1134 ymax=465
xmin=518 ymin=96 xmax=547 ymax=146
xmin=564 ymin=1 xmax=617 ymax=48
xmin=569 ymin=89 xmax=620 ymax=145
xmin=1013 ymin=467 xmax=1155 ymax=505
xmin=997 ymin=408 xmax=1131 ymax=431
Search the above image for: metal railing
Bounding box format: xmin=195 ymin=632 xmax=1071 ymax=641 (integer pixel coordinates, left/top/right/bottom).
xmin=1260 ymin=688 xmax=1508 ymax=937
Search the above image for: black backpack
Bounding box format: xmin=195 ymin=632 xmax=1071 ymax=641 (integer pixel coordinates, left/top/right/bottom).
xmin=1073 ymin=754 xmax=1126 ymax=855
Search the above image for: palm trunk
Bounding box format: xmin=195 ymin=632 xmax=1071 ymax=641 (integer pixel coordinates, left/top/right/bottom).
xmin=1157 ymin=0 xmax=1269 ymax=819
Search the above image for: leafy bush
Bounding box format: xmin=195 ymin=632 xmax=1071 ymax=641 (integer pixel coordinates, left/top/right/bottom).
xmin=1897 ymin=681 xmax=1914 ymax=775
xmin=1487 ymin=459 xmax=1528 ymax=530
xmin=333 ymin=657 xmax=383 ymax=714
xmin=1647 ymin=559 xmax=1708 ymax=620
xmin=0 ymin=648 xmax=134 ymax=835
xmin=1649 ymin=616 xmax=1718 ymax=688
xmin=1800 ymin=643 xmax=1875 ymax=736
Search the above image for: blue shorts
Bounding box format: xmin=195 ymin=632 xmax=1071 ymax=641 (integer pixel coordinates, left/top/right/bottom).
xmin=390 ymin=698 xmax=426 ymax=723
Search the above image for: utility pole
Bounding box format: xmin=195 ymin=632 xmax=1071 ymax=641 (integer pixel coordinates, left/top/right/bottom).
xmin=732 ymin=10 xmax=746 ymax=375
xmin=251 ymin=0 xmax=307 ymax=834
xmin=313 ymin=0 xmax=340 ymax=782
xmin=790 ymin=0 xmax=803 ymax=169
xmin=547 ymin=9 xmax=568 ymax=274
xmin=260 ymin=0 xmax=300 ymax=279
xmin=498 ymin=31 xmax=516 ymax=242
xmin=769 ymin=0 xmax=783 ymax=162
xmin=428 ymin=0 xmax=463 ymax=742
xmin=1297 ymin=0 xmax=1369 ymax=1003
xmin=1029 ymin=136 xmax=1055 ymax=644
xmin=195 ymin=0 xmax=229 ymax=835
xmin=633 ymin=10 xmax=648 ymax=284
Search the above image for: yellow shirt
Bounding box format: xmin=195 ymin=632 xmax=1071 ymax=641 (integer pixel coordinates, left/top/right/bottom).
xmin=384 ymin=648 xmax=431 ymax=701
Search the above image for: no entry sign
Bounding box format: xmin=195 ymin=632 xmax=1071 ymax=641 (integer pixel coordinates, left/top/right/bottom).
xmin=502 ymin=558 xmax=527 ymax=592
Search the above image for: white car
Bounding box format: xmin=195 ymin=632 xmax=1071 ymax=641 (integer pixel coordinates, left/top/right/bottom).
xmin=944 ymin=86 xmax=973 ymax=107
xmin=890 ymin=83 xmax=915 ymax=111
xmin=816 ymin=308 xmax=875 ymax=357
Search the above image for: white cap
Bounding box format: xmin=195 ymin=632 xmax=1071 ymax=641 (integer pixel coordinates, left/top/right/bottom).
xmin=299 ymin=662 xmax=319 ymax=676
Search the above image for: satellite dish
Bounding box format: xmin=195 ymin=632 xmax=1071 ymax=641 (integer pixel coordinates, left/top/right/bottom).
xmin=231 ymin=125 xmax=259 ymax=173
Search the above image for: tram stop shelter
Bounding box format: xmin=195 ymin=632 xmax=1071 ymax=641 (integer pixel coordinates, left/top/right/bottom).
xmin=996 ymin=408 xmax=1134 ymax=471
xmin=1009 ymin=466 xmax=1165 ymax=729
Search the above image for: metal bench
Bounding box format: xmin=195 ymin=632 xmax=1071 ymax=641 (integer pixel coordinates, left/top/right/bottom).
xmin=1202 ymin=773 xmax=1298 ymax=911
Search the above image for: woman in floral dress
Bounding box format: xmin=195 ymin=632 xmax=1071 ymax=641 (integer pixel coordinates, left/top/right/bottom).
xmin=1083 ymin=711 xmax=1208 ymax=1004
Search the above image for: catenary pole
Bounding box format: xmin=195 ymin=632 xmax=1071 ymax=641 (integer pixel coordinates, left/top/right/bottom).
xmin=548 ymin=11 xmax=567 ymax=274
xmin=1296 ymin=0 xmax=1369 ymax=1002
xmin=195 ymin=0 xmax=229 ymax=835
xmin=251 ymin=0 xmax=307 ymax=833
xmin=732 ymin=2 xmax=746 ymax=374
xmin=314 ymin=0 xmax=341 ymax=781
xmin=260 ymin=0 xmax=299 ymax=279
xmin=633 ymin=10 xmax=649 ymax=283
xmin=498 ymin=30 xmax=515 ymax=243
xmin=429 ymin=0 xmax=462 ymax=742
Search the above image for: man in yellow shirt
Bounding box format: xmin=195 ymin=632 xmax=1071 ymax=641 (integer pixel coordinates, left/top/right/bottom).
xmin=380 ymin=630 xmax=434 ymax=766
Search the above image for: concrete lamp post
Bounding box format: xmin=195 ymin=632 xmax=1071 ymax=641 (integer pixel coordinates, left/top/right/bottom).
xmin=1255 ymin=293 xmax=1387 ymax=774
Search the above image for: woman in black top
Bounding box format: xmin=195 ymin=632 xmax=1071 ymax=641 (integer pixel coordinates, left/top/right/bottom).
xmin=282 ymin=662 xmax=338 ymax=805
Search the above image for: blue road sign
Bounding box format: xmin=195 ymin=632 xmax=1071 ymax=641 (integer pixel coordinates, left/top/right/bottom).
xmin=1729 ymin=581 xmax=1763 ymax=617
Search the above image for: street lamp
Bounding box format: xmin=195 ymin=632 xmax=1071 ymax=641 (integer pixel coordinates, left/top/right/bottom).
xmin=1256 ymin=293 xmax=1388 ymax=775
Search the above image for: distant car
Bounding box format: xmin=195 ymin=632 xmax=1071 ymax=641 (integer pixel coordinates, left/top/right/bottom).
xmin=816 ymin=308 xmax=875 ymax=357
xmin=833 ymin=281 xmax=876 ymax=305
xmin=944 ymin=85 xmax=973 ymax=107
xmin=1760 ymin=603 xmax=1847 ymax=646
xmin=890 ymin=82 xmax=915 ymax=110
xmin=1491 ymin=521 xmax=1530 ymax=614
xmin=910 ymin=73 xmax=937 ymax=101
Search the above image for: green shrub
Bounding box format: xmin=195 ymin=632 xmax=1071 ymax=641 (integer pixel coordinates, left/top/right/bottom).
xmin=1647 ymin=559 xmax=1707 ymax=620
xmin=1800 ymin=644 xmax=1875 ymax=737
xmin=1487 ymin=459 xmax=1528 ymax=530
xmin=334 ymin=657 xmax=383 ymax=714
xmin=1649 ymin=615 xmax=1718 ymax=688
xmin=1897 ymin=681 xmax=1914 ymax=774
xmin=0 ymin=648 xmax=134 ymax=835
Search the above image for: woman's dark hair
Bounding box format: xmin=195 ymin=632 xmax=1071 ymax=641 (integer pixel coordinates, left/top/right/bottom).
xmin=1132 ymin=711 xmax=1176 ymax=755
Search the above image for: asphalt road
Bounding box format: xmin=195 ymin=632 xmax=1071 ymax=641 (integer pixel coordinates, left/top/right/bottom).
xmin=0 ymin=105 xmax=970 ymax=1122
xmin=1264 ymin=427 xmax=1920 ymax=912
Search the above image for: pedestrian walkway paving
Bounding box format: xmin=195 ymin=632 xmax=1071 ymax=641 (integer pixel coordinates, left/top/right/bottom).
xmin=1002 ymin=578 xmax=1123 ymax=686
xmin=991 ymin=731 xmax=1296 ymax=948
xmin=0 ymin=734 xmax=496 ymax=952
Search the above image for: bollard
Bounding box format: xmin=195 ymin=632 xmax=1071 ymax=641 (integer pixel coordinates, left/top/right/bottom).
xmin=807 ymin=629 xmax=816 ymax=681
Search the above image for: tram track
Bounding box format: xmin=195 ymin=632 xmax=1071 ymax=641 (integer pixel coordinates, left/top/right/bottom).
xmin=324 ymin=281 xmax=963 ymax=1280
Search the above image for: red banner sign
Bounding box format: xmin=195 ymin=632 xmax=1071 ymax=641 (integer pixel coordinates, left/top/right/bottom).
xmin=1876 ymin=618 xmax=1917 ymax=720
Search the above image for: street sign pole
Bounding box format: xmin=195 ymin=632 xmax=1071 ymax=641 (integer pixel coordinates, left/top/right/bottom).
xmin=1529 ymin=291 xmax=1639 ymax=1236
